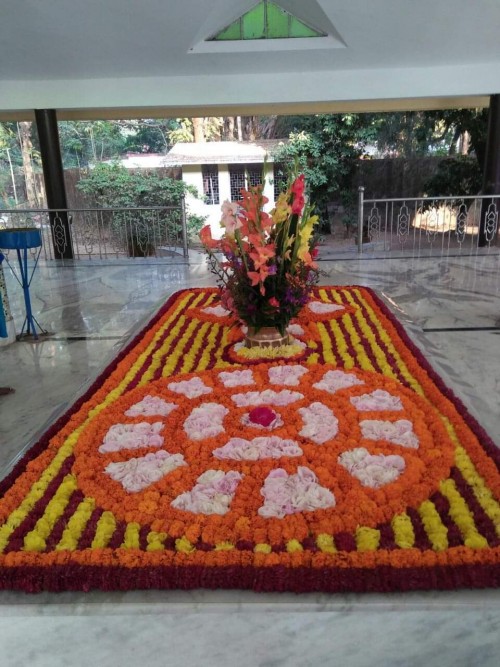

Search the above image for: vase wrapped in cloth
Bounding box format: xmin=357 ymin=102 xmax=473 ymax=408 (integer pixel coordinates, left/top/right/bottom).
xmin=245 ymin=326 xmax=289 ymax=349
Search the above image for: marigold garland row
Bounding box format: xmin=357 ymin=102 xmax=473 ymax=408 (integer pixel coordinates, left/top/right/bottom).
xmin=0 ymin=286 xmax=499 ymax=593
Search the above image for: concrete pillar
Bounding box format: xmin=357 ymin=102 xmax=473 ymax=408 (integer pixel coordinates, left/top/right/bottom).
xmin=479 ymin=94 xmax=500 ymax=247
xmin=34 ymin=109 xmax=74 ymax=259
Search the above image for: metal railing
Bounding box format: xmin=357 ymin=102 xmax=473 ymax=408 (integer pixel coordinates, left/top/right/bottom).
xmin=0 ymin=203 xmax=189 ymax=260
xmin=357 ymin=188 xmax=500 ymax=255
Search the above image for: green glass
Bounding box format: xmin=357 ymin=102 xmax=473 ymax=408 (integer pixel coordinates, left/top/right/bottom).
xmin=215 ymin=22 xmax=242 ymax=41
xmin=242 ymin=3 xmax=265 ymax=39
xmin=266 ymin=3 xmax=290 ymax=38
xmin=290 ymin=17 xmax=321 ymax=38
xmin=211 ymin=0 xmax=325 ymax=42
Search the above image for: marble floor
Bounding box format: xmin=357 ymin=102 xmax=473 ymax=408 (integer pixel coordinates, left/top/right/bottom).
xmin=0 ymin=247 xmax=499 ymax=666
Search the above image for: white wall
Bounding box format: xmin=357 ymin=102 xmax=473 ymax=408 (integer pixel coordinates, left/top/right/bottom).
xmin=181 ymin=163 xmax=277 ymax=240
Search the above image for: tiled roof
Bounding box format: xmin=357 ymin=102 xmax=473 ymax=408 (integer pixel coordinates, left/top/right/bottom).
xmin=162 ymin=140 xmax=285 ymax=166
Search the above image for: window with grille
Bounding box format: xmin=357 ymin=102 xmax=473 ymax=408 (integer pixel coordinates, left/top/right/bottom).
xmin=229 ymin=164 xmax=264 ymax=200
xmin=273 ymin=163 xmax=287 ymax=200
xmin=202 ymin=164 xmax=220 ymax=205
xmin=229 ymin=166 xmax=246 ymax=200
xmin=246 ymin=165 xmax=263 ymax=189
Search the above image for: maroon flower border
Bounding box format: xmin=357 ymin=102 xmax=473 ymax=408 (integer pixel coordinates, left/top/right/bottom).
xmin=1 ymin=562 xmax=499 ymax=594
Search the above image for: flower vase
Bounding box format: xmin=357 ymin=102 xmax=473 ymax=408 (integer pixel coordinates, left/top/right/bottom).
xmin=244 ymin=326 xmax=290 ymax=349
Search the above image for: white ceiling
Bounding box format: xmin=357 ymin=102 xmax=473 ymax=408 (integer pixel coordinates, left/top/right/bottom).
xmin=1 ymin=0 xmax=499 ymax=118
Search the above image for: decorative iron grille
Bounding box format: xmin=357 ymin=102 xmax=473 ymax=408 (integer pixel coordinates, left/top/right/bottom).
xmin=229 ymin=166 xmax=246 ymax=201
xmin=229 ymin=164 xmax=264 ymax=200
xmin=202 ymin=164 xmax=220 ymax=205
xmin=0 ymin=205 xmax=189 ymax=260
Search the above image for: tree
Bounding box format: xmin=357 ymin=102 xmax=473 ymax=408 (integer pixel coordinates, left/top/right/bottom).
xmin=0 ymin=123 xmax=20 ymax=206
xmin=18 ymin=122 xmax=39 ymax=207
xmin=423 ymin=156 xmax=482 ymax=197
xmin=360 ymin=109 xmax=488 ymax=163
xmin=167 ymin=118 xmax=224 ymax=144
xmin=121 ymin=119 xmax=175 ymax=153
xmin=58 ymin=121 xmax=126 ymax=168
xmin=192 ymin=118 xmax=206 ymax=143
xmin=424 ymin=109 xmax=488 ymax=166
xmin=365 ymin=111 xmax=453 ymax=157
xmin=272 ymin=114 xmax=377 ymax=225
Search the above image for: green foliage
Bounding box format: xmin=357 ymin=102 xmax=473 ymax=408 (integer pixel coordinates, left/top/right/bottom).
xmin=123 ymin=120 xmax=175 ymax=153
xmin=365 ymin=111 xmax=455 ymax=157
xmin=167 ymin=118 xmax=223 ymax=144
xmin=424 ymin=109 xmax=488 ymax=165
xmin=168 ymin=119 xmax=195 ymax=143
xmin=76 ymin=163 xmax=202 ymax=255
xmin=76 ymin=162 xmax=189 ymax=207
xmin=272 ymin=114 xmax=376 ymax=221
xmin=58 ymin=121 xmax=126 ymax=168
xmin=185 ymin=213 xmax=207 ymax=239
xmin=423 ymin=156 xmax=482 ymax=197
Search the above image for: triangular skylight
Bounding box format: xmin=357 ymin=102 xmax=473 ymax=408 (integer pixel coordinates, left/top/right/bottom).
xmin=189 ymin=1 xmax=346 ymax=54
xmin=210 ymin=1 xmax=326 ymax=41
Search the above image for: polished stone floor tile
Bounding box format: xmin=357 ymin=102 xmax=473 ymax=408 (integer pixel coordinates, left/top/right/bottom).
xmin=1 ymin=250 xmax=499 ymax=666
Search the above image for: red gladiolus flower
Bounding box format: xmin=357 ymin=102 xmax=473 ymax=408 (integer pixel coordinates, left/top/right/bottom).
xmin=291 ymin=174 xmax=305 ymax=215
xmin=291 ymin=174 xmax=305 ymax=197
xmin=291 ymin=195 xmax=305 ymax=215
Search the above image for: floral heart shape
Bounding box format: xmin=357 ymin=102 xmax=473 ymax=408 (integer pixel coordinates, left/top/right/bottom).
xmin=338 ymin=447 xmax=406 ymax=488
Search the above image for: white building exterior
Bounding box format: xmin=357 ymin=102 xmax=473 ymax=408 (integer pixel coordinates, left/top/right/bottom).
xmin=162 ymin=140 xmax=284 ymax=238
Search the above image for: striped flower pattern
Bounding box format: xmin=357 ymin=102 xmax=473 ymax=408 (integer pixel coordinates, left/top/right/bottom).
xmin=0 ymin=286 xmax=498 ymax=595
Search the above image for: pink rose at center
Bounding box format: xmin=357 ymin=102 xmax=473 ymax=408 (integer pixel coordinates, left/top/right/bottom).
xmin=248 ymin=406 xmax=277 ymax=428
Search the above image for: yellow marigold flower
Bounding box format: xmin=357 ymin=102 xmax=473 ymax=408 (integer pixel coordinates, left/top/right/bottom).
xmin=465 ymin=535 xmax=489 ymax=549
xmin=23 ymin=532 xmax=47 ymax=552
xmin=355 ymin=526 xmax=380 ymax=551
xmin=440 ymin=479 xmax=488 ymax=549
xmin=418 ymin=501 xmax=448 ymax=551
xmin=214 ymin=541 xmax=235 ymax=551
xmin=316 ymin=534 xmax=336 ymax=553
xmin=122 ymin=522 xmax=141 ymax=549
xmin=175 ymin=536 xmax=195 ymax=553
xmin=286 ymin=539 xmax=304 ymax=553
xmin=391 ymin=513 xmax=415 ymax=549
xmin=91 ymin=512 xmax=116 ymax=549
xmin=56 ymin=498 xmax=95 ymax=551
xmin=146 ymin=532 xmax=167 ymax=552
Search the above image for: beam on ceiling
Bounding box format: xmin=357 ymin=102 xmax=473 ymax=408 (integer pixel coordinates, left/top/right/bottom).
xmin=0 ymin=96 xmax=490 ymax=122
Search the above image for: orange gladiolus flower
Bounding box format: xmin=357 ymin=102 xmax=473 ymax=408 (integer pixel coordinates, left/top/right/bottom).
xmin=249 ymin=243 xmax=275 ymax=270
xmin=199 ymin=225 xmax=219 ymax=250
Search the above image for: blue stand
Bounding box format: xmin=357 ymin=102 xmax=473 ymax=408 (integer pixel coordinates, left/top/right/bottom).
xmin=0 ymin=228 xmax=48 ymax=341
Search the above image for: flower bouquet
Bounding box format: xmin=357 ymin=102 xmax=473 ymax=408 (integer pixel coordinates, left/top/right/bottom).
xmin=199 ymin=171 xmax=320 ymax=348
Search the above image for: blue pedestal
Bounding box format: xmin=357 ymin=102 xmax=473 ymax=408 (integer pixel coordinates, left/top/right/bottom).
xmin=0 ymin=228 xmax=47 ymax=340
